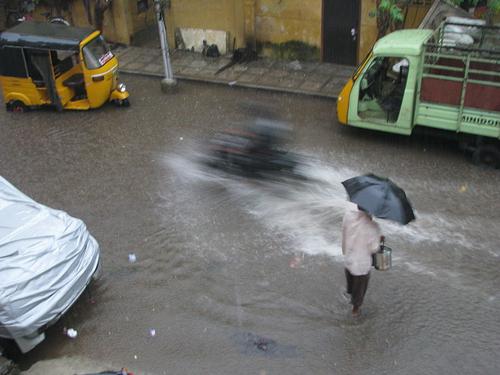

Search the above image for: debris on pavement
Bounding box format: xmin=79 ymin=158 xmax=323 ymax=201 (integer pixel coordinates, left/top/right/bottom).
xmin=64 ymin=328 xmax=78 ymax=338
xmin=149 ymin=328 xmax=156 ymax=337
xmin=288 ymin=60 xmax=302 ymax=70
xmin=128 ymin=253 xmax=137 ymax=263
xmin=215 ymin=47 xmax=257 ymax=75
xmin=231 ymin=331 xmax=297 ymax=358
xmin=289 ymin=255 xmax=303 ymax=268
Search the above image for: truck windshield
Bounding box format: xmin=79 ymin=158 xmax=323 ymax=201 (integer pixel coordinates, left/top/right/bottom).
xmin=353 ymin=52 xmax=373 ymax=80
xmin=83 ymin=36 xmax=113 ymax=70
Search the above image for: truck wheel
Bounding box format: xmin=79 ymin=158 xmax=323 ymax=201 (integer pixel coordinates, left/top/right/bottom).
xmin=9 ymin=101 xmax=27 ymax=113
xmin=473 ymin=145 xmax=500 ymax=169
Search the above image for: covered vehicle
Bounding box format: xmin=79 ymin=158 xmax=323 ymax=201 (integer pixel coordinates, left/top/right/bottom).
xmin=0 ymin=176 xmax=100 ymax=353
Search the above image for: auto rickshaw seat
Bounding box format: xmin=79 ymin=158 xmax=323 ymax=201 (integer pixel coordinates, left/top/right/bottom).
xmin=33 ymin=80 xmax=45 ymax=88
xmin=63 ymin=73 xmax=84 ymax=88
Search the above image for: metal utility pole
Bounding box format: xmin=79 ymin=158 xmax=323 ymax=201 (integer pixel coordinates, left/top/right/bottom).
xmin=154 ymin=0 xmax=177 ymax=92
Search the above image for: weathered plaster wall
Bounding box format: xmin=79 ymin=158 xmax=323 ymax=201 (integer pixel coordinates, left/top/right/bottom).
xmin=39 ymin=0 xmax=434 ymax=63
xmin=128 ymin=1 xmax=156 ymax=39
xmin=32 ymin=2 xmax=115 ymax=42
xmin=167 ymin=0 xmax=245 ymax=50
xmin=359 ymin=0 xmax=378 ymax=62
xmin=32 ymin=0 xmax=155 ymax=45
xmin=255 ymin=0 xmax=321 ymax=47
xmin=405 ymin=3 xmax=432 ymax=28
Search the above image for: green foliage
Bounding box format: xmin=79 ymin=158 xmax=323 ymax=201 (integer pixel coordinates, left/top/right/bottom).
xmin=489 ymin=0 xmax=500 ymax=13
xmin=377 ymin=0 xmax=500 ymax=37
xmin=376 ymin=0 xmax=409 ymax=37
xmin=390 ymin=5 xmax=404 ymax=22
xmin=379 ymin=0 xmax=392 ymax=11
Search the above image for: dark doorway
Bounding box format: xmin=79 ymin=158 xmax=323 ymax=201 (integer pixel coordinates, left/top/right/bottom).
xmin=322 ymin=0 xmax=360 ymax=65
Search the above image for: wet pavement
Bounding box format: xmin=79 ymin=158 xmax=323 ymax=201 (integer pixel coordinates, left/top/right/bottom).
xmin=0 ymin=76 xmax=499 ymax=375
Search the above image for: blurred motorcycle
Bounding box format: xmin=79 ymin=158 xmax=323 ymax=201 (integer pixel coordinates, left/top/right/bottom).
xmin=202 ymin=119 xmax=307 ymax=180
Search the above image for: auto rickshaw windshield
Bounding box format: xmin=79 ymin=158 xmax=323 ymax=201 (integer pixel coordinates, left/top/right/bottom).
xmin=82 ymin=35 xmax=113 ymax=69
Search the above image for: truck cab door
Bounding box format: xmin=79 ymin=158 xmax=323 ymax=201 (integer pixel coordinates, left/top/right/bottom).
xmin=349 ymin=55 xmax=416 ymax=135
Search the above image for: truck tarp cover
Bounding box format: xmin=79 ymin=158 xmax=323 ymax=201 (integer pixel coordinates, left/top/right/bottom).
xmin=0 ymin=176 xmax=99 ymax=339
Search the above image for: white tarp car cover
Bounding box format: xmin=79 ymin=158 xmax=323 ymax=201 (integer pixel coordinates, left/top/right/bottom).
xmin=0 ymin=176 xmax=99 ymax=351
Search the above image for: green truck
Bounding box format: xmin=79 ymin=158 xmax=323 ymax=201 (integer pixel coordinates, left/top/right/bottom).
xmin=336 ymin=21 xmax=500 ymax=167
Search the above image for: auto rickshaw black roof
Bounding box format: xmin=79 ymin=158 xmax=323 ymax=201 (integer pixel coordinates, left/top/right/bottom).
xmin=0 ymin=21 xmax=95 ymax=51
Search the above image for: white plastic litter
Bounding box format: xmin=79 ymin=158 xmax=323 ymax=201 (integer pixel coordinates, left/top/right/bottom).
xmin=65 ymin=328 xmax=78 ymax=338
xmin=128 ymin=253 xmax=137 ymax=263
xmin=289 ymin=60 xmax=302 ymax=71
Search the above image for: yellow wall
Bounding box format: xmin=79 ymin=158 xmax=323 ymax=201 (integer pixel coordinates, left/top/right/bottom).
xmin=128 ymin=0 xmax=156 ymax=38
xmin=255 ymin=0 xmax=321 ymax=47
xmin=359 ymin=0 xmax=378 ymax=62
xmin=167 ymin=0 xmax=246 ymax=50
xmin=165 ymin=0 xmax=381 ymax=62
xmin=32 ymin=0 xmax=155 ymax=45
xmin=32 ymin=0 xmax=433 ymax=63
xmin=405 ymin=4 xmax=432 ymax=28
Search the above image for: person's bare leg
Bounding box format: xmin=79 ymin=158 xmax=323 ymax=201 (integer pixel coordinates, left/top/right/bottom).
xmin=351 ymin=273 xmax=370 ymax=316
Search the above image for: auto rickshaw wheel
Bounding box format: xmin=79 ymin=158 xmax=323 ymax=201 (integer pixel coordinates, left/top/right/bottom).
xmin=9 ymin=101 xmax=28 ymax=113
xmin=114 ymin=98 xmax=130 ymax=107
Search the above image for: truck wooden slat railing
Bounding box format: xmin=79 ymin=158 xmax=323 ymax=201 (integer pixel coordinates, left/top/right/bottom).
xmin=420 ymin=22 xmax=500 ymax=121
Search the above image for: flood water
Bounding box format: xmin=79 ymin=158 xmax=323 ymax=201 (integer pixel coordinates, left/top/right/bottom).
xmin=1 ymin=76 xmax=499 ymax=374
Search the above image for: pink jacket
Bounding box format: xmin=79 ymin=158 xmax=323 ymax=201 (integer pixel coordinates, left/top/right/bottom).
xmin=342 ymin=206 xmax=382 ymax=275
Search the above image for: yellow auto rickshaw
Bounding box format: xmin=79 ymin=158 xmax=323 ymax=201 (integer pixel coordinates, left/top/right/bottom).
xmin=0 ymin=21 xmax=129 ymax=112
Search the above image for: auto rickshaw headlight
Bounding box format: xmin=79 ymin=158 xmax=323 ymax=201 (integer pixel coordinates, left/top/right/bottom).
xmin=117 ymin=83 xmax=127 ymax=93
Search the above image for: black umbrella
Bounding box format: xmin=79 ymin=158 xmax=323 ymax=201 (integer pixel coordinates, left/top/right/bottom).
xmin=342 ymin=174 xmax=415 ymax=224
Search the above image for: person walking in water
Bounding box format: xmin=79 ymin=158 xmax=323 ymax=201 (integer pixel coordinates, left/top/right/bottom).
xmin=342 ymin=204 xmax=383 ymax=317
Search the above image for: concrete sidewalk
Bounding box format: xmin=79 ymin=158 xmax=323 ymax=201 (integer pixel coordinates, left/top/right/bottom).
xmin=114 ymin=46 xmax=354 ymax=99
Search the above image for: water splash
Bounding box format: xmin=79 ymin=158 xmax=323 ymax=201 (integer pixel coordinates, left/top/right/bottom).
xmin=163 ymin=151 xmax=493 ymax=262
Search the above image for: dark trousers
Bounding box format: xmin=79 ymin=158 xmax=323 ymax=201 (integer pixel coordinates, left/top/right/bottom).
xmin=345 ymin=268 xmax=370 ymax=309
